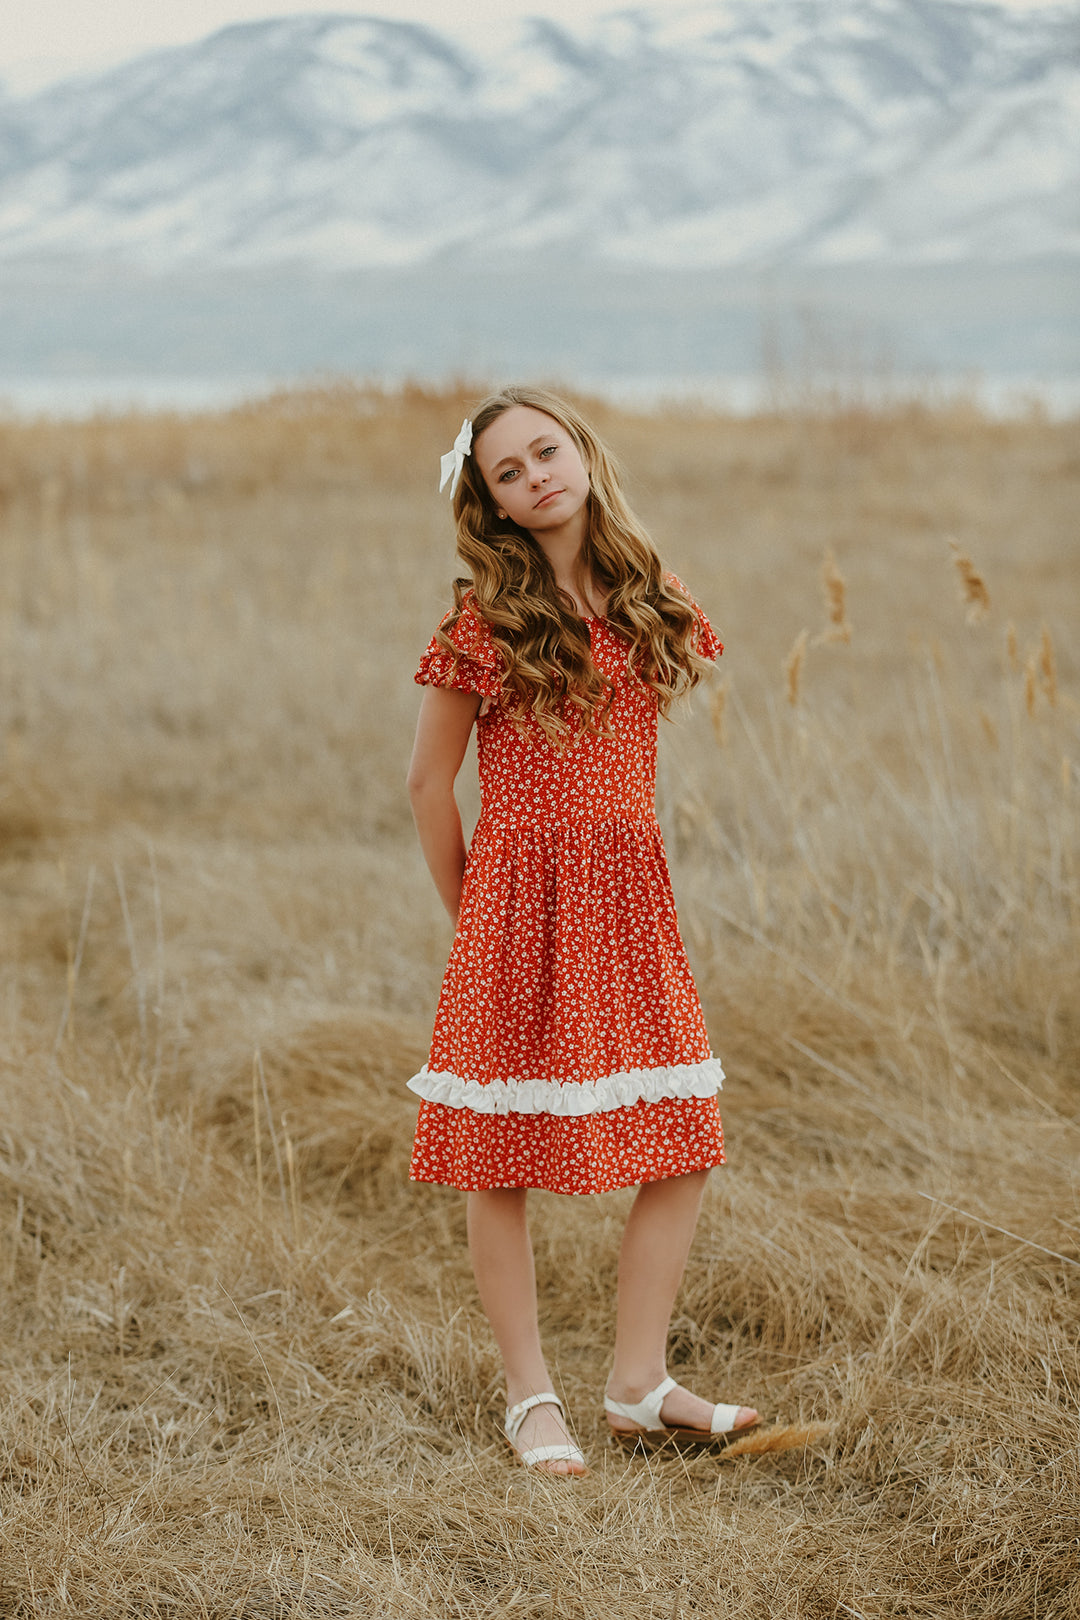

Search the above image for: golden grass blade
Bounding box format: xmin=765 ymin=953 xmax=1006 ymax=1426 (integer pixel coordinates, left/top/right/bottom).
xmin=917 ymin=1193 xmax=1080 ymax=1269
xmin=722 ymin=1421 xmax=833 ymax=1460
xmin=709 ymin=678 xmax=728 ymax=746
xmin=947 ymin=535 xmax=991 ymax=622
xmin=784 ymin=629 xmax=809 ymax=705
xmin=1039 ymin=624 xmax=1058 ymax=706
xmin=820 ymin=548 xmax=852 ymax=643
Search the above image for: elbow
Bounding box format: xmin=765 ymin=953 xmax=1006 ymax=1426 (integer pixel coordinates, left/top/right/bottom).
xmin=407 ymin=761 xmax=442 ymax=808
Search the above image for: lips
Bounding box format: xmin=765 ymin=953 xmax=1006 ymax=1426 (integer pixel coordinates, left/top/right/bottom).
xmin=534 ymin=487 xmax=564 ymax=508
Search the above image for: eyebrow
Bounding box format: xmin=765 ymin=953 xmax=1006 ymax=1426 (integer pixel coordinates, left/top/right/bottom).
xmin=489 ymin=434 xmax=556 ymax=472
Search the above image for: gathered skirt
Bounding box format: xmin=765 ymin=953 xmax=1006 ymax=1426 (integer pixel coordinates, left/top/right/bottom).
xmin=408 ymin=815 xmax=726 ymax=1196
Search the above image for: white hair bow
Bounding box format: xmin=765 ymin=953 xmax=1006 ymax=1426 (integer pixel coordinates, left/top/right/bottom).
xmin=439 ymin=418 xmax=473 ymax=497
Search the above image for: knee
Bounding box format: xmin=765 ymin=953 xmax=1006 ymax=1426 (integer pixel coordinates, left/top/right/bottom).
xmin=467 ymin=1186 xmax=528 ymax=1221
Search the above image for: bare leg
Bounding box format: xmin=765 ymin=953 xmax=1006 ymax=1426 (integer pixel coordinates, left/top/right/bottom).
xmin=466 ymin=1187 xmax=585 ymax=1472
xmin=606 ymin=1170 xmax=757 ymax=1433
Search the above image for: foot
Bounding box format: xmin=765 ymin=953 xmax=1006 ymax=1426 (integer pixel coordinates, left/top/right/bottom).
xmin=605 ymin=1379 xmax=757 ymax=1437
xmin=505 ymin=1395 xmax=588 ymax=1476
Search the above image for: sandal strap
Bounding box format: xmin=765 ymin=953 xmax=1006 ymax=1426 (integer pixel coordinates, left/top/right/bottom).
xmin=710 ymin=1403 xmax=743 ymax=1434
xmin=518 ymin=1443 xmax=587 ymax=1469
xmin=603 ymin=1376 xmax=678 ymax=1432
xmin=504 ymin=1391 xmax=564 ymax=1446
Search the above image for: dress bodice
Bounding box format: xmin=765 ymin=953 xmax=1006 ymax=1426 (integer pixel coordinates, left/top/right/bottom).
xmin=473 ymin=619 xmax=657 ymax=828
xmin=414 ymin=585 xmax=720 ymax=832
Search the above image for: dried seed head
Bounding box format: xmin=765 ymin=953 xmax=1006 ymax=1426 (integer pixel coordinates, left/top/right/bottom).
xmin=821 ymin=549 xmax=852 ymax=643
xmin=1005 ymin=621 xmax=1019 ymax=672
xmin=1024 ymin=651 xmax=1038 ymax=718
xmin=709 ymin=678 xmax=729 ymax=746
xmin=947 ymin=536 xmax=990 ymax=623
xmin=784 ymin=629 xmax=809 ymax=706
xmin=1038 ymin=625 xmax=1057 ymax=707
xmin=979 ymin=709 xmax=998 ymax=750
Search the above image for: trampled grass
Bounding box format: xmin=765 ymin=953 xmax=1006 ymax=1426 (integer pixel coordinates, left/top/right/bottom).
xmin=0 ymin=385 xmax=1078 ymax=1617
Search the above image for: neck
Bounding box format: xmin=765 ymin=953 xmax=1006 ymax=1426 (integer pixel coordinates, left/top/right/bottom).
xmin=528 ymin=512 xmax=603 ymax=617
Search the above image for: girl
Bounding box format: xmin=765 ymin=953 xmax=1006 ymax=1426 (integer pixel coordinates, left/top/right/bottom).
xmin=406 ymin=387 xmax=757 ymax=1475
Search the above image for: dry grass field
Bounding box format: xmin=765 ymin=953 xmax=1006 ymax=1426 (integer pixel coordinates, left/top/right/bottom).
xmin=0 ymin=384 xmax=1077 ymax=1618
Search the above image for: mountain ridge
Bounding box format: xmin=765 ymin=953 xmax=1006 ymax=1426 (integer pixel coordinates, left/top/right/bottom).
xmin=0 ymin=1 xmax=1076 ymax=270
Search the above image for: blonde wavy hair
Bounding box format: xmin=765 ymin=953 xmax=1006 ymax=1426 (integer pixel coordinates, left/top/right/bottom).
xmin=440 ymin=385 xmax=714 ymax=742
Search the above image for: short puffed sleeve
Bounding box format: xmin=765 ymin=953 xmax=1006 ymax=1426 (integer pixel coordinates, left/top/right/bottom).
xmin=414 ymin=593 xmax=505 ymax=698
xmin=665 ymin=572 xmax=723 ymax=662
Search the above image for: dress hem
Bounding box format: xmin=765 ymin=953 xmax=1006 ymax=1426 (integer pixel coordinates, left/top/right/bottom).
xmin=407 ymin=1148 xmax=727 ymax=1197
xmin=406 ymin=1057 xmax=724 ymax=1117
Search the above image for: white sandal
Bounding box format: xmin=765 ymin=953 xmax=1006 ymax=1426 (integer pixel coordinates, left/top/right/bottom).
xmin=604 ymin=1375 xmax=758 ymax=1449
xmin=504 ymin=1392 xmax=587 ymax=1474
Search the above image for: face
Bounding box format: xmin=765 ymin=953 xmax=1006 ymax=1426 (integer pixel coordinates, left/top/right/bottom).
xmin=472 ymin=404 xmax=591 ymax=535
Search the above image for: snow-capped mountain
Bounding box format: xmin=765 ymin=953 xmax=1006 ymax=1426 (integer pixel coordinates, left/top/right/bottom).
xmin=0 ymin=1 xmax=1076 ymax=271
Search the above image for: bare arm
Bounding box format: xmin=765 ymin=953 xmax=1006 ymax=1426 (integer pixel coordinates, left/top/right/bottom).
xmin=406 ymin=685 xmax=482 ymax=923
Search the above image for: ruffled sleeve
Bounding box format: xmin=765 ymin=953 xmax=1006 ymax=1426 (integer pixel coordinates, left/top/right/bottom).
xmin=665 ymin=573 xmax=723 ymax=662
xmin=414 ymin=592 xmax=506 ymax=698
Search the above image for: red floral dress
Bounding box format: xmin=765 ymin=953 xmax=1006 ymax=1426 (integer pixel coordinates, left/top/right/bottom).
xmin=408 ymin=582 xmax=726 ymax=1196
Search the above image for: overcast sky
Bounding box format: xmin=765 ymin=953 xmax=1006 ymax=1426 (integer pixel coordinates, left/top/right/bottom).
xmin=1 ymin=0 xmax=1068 ymax=95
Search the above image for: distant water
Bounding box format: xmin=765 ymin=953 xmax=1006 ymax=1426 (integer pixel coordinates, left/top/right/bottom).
xmin=1 ymin=371 xmax=1077 ymax=420
xmin=1 ymin=259 xmax=1076 ymax=420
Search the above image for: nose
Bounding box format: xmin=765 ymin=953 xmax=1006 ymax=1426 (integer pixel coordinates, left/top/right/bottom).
xmin=528 ymin=460 xmax=549 ymax=487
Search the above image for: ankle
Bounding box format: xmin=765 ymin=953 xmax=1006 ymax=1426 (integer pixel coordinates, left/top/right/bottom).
xmin=605 ymin=1368 xmax=668 ymax=1402
xmin=504 ymin=1373 xmax=557 ymax=1408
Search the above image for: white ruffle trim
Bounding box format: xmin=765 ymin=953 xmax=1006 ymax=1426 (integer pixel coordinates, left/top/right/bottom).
xmin=407 ymin=1058 xmax=724 ymax=1117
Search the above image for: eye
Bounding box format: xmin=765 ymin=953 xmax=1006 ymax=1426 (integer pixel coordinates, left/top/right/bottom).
xmin=498 ymin=468 xmax=520 ymax=483
xmin=539 ymin=445 xmax=557 ymax=459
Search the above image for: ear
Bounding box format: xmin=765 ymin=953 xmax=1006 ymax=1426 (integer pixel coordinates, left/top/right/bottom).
xmin=496 ymin=508 xmax=507 ymax=520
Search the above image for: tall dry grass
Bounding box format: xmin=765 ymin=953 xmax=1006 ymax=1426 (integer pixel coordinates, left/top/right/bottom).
xmin=0 ymin=384 xmax=1078 ymax=1618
